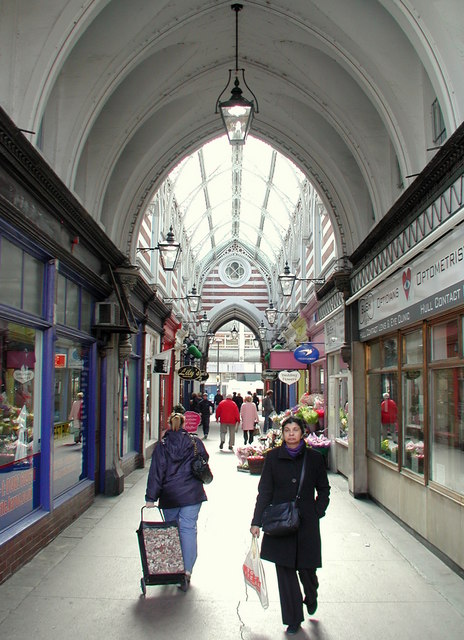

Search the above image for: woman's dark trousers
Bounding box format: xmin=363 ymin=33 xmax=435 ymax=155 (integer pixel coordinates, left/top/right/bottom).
xmin=275 ymin=565 xmax=318 ymax=625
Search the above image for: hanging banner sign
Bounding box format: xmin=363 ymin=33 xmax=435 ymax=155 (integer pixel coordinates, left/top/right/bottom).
xmin=293 ymin=344 xmax=320 ymax=364
xmin=278 ymin=370 xmax=301 ymax=385
xmin=178 ymin=365 xmax=202 ymax=381
xmin=184 ymin=411 xmax=202 ymax=433
xmin=261 ymin=369 xmax=278 ymax=382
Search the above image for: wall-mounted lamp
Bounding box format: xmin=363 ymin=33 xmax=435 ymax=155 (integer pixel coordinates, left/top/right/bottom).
xmin=215 ymin=3 xmax=259 ymax=145
xmin=278 ymin=261 xmax=325 ymax=296
xmin=136 ymin=226 xmax=181 ymax=271
xmin=253 ymin=338 xmax=260 ymax=348
xmin=199 ymin=312 xmax=210 ymax=334
xmin=258 ymin=320 xmax=267 ymax=340
xmin=264 ymin=301 xmax=298 ymax=326
xmin=164 ymin=284 xmax=201 ymax=313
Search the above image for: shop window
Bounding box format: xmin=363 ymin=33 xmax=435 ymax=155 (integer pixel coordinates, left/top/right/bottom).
xmin=402 ymin=370 xmax=424 ymax=474
xmin=430 ymin=321 xmax=458 ymax=360
xmin=0 ymin=238 xmax=44 ymax=315
xmin=121 ymin=359 xmax=137 ymax=456
xmin=429 ymin=367 xmax=464 ymax=494
xmin=55 ymin=272 xmax=93 ymax=332
xmin=402 ymin=330 xmax=422 ymax=365
xmin=53 ymin=337 xmax=91 ymax=498
xmin=383 ymin=337 xmax=398 ymax=367
xmin=367 ymin=339 xmax=399 ymax=460
xmin=338 ymin=377 xmax=349 ymax=440
xmin=0 ymin=322 xmax=42 ymax=531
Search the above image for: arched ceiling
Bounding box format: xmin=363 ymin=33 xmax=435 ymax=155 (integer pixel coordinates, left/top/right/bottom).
xmin=1 ymin=0 xmax=462 ymax=263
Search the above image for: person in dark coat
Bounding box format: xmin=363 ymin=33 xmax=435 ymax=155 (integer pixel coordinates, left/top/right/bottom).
xmin=189 ymin=392 xmax=201 ymax=413
xmin=199 ymin=392 xmax=214 ymax=439
xmin=214 ymin=390 xmax=223 ymax=408
xmin=250 ymin=416 xmax=330 ymax=635
xmin=145 ymin=412 xmax=209 ymax=591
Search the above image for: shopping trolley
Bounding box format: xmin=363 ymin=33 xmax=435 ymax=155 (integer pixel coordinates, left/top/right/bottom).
xmin=136 ymin=506 xmax=186 ymax=595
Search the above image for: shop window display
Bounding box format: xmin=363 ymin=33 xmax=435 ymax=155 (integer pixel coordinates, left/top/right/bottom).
xmin=428 ymin=320 xmax=464 ymax=494
xmin=53 ymin=337 xmax=90 ymax=498
xmin=429 ymin=367 xmax=464 ymax=494
xmin=367 ymin=338 xmax=399 ymax=460
xmin=0 ymin=322 xmax=41 ymax=530
xmin=402 ymin=331 xmax=424 ymax=474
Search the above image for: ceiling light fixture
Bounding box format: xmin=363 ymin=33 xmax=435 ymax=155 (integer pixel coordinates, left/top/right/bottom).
xmin=215 ymin=3 xmax=258 ymax=145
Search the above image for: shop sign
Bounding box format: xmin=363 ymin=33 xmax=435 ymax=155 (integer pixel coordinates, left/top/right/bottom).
xmin=324 ymin=312 xmax=345 ymax=353
xmin=184 ymin=411 xmax=202 ymax=433
xmin=278 ymin=370 xmax=301 ymax=385
xmin=200 ymin=371 xmax=209 ymax=381
xmin=293 ymin=344 xmax=320 ymax=364
xmin=261 ymin=369 xmax=278 ymax=381
xmin=358 ymin=224 xmax=464 ymax=340
xmin=55 ymin=353 xmax=67 ymax=368
xmin=178 ymin=365 xmax=202 ymax=381
xmin=13 ymin=365 xmax=34 ymax=384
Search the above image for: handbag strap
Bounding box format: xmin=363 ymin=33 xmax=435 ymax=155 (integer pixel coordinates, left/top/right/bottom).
xmin=189 ymin=434 xmax=199 ymax=455
xmin=295 ymin=448 xmax=307 ymax=500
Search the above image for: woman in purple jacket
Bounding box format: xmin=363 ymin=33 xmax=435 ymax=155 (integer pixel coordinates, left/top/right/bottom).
xmin=145 ymin=412 xmax=209 ymax=591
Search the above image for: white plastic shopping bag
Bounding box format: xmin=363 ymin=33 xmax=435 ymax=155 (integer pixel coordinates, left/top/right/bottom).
xmin=242 ymin=535 xmax=269 ymax=609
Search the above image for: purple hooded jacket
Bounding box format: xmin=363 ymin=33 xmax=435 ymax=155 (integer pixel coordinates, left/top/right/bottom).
xmin=145 ymin=428 xmax=209 ymax=508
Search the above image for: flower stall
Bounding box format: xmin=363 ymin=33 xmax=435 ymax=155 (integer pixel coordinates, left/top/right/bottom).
xmin=236 ymin=393 xmax=331 ymax=474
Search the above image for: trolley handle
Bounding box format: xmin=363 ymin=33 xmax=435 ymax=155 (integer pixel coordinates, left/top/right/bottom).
xmin=141 ymin=504 xmax=164 ymax=522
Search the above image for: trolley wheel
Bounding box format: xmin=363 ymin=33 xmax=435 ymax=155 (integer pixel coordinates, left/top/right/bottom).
xmin=140 ymin=577 xmax=146 ymax=596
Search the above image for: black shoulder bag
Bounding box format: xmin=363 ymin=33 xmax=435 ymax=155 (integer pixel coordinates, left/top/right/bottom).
xmin=190 ymin=435 xmax=213 ymax=484
xmin=261 ymin=449 xmax=307 ymax=536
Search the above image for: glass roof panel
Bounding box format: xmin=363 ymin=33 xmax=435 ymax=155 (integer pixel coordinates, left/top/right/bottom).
xmin=164 ymin=134 xmax=304 ymax=268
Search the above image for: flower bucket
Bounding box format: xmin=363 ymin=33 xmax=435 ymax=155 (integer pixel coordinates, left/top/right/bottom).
xmin=247 ymin=456 xmax=265 ymax=475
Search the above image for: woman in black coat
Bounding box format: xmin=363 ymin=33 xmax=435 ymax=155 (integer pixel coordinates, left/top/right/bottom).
xmin=250 ymin=416 xmax=330 ymax=635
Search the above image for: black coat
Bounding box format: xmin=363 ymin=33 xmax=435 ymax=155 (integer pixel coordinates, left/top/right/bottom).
xmin=251 ymin=445 xmax=330 ymax=569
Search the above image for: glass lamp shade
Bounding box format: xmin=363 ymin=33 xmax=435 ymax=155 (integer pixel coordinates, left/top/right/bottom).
xmin=187 ymin=285 xmax=201 ymax=313
xmin=199 ymin=313 xmax=210 ymax=333
xmin=158 ymin=226 xmax=181 ymax=271
xmin=265 ymin=303 xmax=277 ymax=326
xmin=278 ymin=262 xmax=296 ymax=296
xmin=258 ymin=321 xmax=267 ymax=340
xmin=219 ymin=79 xmax=254 ymax=145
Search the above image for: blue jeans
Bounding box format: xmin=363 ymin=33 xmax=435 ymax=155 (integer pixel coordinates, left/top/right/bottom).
xmin=163 ymin=503 xmax=202 ymax=573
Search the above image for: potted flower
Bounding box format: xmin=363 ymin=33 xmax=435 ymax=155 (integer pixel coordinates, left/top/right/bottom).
xmin=305 ymin=432 xmax=331 ymax=467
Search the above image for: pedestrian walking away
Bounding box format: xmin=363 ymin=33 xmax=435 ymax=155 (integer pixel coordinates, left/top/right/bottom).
xmin=240 ymin=394 xmax=259 ymax=445
xmin=145 ymin=411 xmax=209 ymax=591
xmin=215 ymin=393 xmax=240 ymax=451
xmin=262 ymin=389 xmax=275 ymax=433
xmin=199 ymin=392 xmax=214 ymax=439
xmin=250 ymin=415 xmax=330 ymax=635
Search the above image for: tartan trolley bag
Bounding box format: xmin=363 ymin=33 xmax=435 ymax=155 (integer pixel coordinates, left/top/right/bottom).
xmin=136 ymin=506 xmax=185 ymax=595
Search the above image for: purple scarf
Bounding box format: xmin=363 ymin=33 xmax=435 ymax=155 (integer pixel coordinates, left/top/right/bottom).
xmin=284 ymin=440 xmax=305 ymax=458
